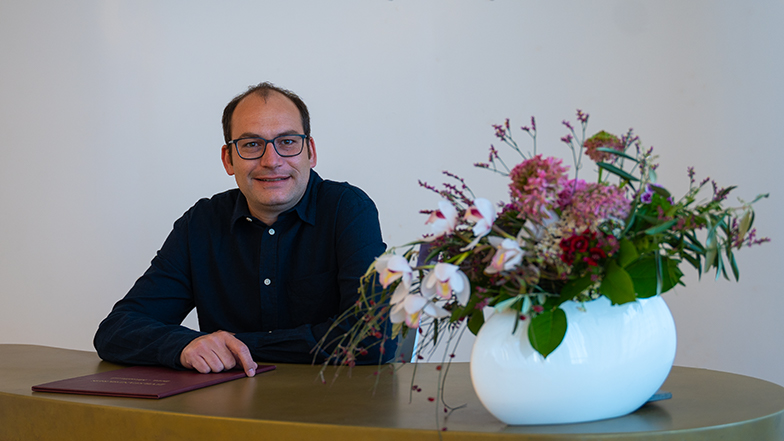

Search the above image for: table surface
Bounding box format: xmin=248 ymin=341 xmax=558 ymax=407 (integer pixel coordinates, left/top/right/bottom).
xmin=1 ymin=344 xmax=783 ymax=440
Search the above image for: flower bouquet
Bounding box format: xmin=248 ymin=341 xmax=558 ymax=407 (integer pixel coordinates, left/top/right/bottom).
xmin=318 ymin=110 xmax=768 ymax=369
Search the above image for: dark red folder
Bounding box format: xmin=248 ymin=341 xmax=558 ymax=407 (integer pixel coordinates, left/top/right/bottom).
xmin=32 ymin=364 xmax=275 ymax=399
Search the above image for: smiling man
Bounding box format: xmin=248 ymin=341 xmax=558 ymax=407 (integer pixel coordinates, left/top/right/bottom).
xmin=94 ymin=83 xmax=395 ymax=376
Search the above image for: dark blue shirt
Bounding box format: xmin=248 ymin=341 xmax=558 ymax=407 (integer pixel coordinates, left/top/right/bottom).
xmin=94 ymin=170 xmax=396 ymax=367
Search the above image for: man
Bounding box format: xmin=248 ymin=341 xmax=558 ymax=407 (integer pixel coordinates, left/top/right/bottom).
xmin=94 ymin=83 xmax=395 ymax=376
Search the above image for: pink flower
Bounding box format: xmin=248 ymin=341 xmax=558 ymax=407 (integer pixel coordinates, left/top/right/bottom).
xmin=557 ymin=180 xmax=631 ymax=229
xmin=508 ymin=155 xmax=569 ymax=221
xmin=583 ymin=131 xmax=624 ymax=163
xmin=425 ymin=200 xmax=458 ymax=240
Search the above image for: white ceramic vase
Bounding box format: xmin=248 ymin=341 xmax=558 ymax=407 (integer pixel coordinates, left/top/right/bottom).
xmin=470 ymin=295 xmax=677 ymax=425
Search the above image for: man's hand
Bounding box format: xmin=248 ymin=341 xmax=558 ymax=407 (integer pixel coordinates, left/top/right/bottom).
xmin=180 ymin=331 xmax=258 ymax=377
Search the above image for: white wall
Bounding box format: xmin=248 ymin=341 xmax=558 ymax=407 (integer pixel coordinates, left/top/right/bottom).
xmin=1 ymin=1 xmax=782 ymax=386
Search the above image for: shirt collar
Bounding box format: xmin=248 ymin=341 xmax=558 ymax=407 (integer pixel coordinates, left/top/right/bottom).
xmin=230 ymin=169 xmax=321 ymax=229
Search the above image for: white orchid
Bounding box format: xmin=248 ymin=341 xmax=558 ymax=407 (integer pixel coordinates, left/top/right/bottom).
xmin=425 ymin=200 xmax=458 ymax=240
xmin=462 ymin=198 xmax=497 ymax=250
xmin=485 ymin=237 xmax=524 ymax=274
xmin=376 ymin=254 xmax=413 ymax=289
xmin=376 ymin=254 xmax=415 ymax=309
xmin=390 ymin=294 xmax=450 ymax=328
xmin=421 ymin=263 xmax=470 ymax=306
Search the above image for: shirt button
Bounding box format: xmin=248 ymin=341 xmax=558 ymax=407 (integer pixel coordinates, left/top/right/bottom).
xmin=264 ymin=278 xmax=271 ymax=286
xmin=245 ymin=217 xmax=253 ymax=223
xmin=268 ymin=228 xmax=276 ymax=235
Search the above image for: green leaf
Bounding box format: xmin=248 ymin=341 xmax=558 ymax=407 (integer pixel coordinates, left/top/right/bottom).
xmin=618 ymin=238 xmax=639 ymax=268
xmin=644 ymin=219 xmax=678 ymax=236
xmin=737 ymin=209 xmax=752 ymax=248
xmin=600 ymin=259 xmax=637 ymax=304
xmin=528 ymin=308 xmax=567 ymax=358
xmin=623 ymin=209 xmax=639 ymax=235
xmin=391 ymin=322 xmax=403 ymax=339
xmin=681 ymin=251 xmax=702 ymax=273
xmin=494 ymin=295 xmax=522 ymax=313
xmin=559 ymin=275 xmax=594 ymax=302
xmin=704 ymin=246 xmax=717 ymax=271
xmin=649 ymin=185 xmax=671 ymax=199
xmin=468 ymin=309 xmax=485 ymax=335
xmin=626 ymin=256 xmax=683 ymax=298
xmin=716 ymin=250 xmax=729 ymax=281
xmin=655 ymin=252 xmax=663 ymax=296
xmin=683 ymin=233 xmax=706 ymax=254
xmin=728 ymin=247 xmax=740 ymax=281
xmin=596 ymin=162 xmax=640 ymax=182
xmin=596 ymin=147 xmax=638 ymax=162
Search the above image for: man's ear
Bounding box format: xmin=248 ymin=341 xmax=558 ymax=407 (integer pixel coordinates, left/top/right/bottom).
xmin=307 ymin=137 xmax=317 ymax=168
xmin=221 ymin=145 xmax=235 ymax=175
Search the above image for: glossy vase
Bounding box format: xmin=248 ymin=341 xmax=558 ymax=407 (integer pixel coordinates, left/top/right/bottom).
xmin=470 ymin=295 xmax=677 ymax=425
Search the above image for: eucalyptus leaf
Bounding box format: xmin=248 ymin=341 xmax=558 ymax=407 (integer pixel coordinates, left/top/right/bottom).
xmin=521 ymin=296 xmax=532 ymax=315
xmin=704 ymin=246 xmax=717 ymax=271
xmin=649 ymin=185 xmax=671 ymax=199
xmin=681 ymin=252 xmax=702 ymax=273
xmin=494 ymin=295 xmax=523 ymax=313
xmin=716 ymin=251 xmax=729 ymax=281
xmin=644 ymin=219 xmax=678 ymax=236
xmin=528 ymin=308 xmax=567 ymax=358
xmin=596 ymin=147 xmax=638 ymax=162
xmin=751 ymin=193 xmax=770 ymax=204
xmin=596 ymin=162 xmax=641 ymax=182
xmin=738 ymin=209 xmax=752 ymax=247
xmin=391 ymin=322 xmax=403 ymax=339
xmin=728 ymin=246 xmax=740 ymax=280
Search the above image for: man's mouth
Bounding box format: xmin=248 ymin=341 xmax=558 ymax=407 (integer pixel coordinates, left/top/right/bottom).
xmin=256 ymin=176 xmax=289 ymax=182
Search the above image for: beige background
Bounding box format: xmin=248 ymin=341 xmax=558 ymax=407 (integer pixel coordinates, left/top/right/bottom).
xmin=1 ymin=1 xmax=782 ymax=386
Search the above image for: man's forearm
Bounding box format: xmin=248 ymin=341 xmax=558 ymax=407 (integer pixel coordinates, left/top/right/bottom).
xmin=94 ymin=310 xmax=203 ymax=368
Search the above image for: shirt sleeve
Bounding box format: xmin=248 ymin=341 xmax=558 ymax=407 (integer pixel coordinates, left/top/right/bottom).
xmin=93 ymin=212 xmax=206 ymax=369
xmin=234 ymin=186 xmax=397 ymax=365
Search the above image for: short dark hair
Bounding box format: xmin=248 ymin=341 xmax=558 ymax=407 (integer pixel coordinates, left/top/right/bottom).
xmin=221 ymin=82 xmax=311 ymax=144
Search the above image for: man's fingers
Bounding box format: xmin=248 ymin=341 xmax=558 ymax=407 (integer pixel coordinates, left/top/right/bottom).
xmin=228 ymin=340 xmax=257 ymax=377
xmin=181 ymin=345 xmax=226 ymax=373
xmin=180 ymin=331 xmax=249 ymax=374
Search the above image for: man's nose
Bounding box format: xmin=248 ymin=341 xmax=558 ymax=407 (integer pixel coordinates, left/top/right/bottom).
xmin=259 ymin=142 xmax=283 ymax=167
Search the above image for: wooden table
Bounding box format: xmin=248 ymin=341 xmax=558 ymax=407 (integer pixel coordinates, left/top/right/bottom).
xmin=1 ymin=344 xmax=783 ymax=440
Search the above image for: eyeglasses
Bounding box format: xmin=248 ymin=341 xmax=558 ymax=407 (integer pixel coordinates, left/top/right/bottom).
xmin=229 ymin=134 xmax=308 ymax=160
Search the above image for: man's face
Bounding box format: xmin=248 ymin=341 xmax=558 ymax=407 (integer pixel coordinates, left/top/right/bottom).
xmin=221 ymin=91 xmax=317 ymax=224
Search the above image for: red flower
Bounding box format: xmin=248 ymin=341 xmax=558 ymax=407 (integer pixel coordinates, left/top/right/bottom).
xmin=572 ymin=236 xmax=590 ymax=253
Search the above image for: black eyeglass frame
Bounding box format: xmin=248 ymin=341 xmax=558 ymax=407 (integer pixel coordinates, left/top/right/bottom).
xmin=228 ymin=134 xmax=309 ymax=160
